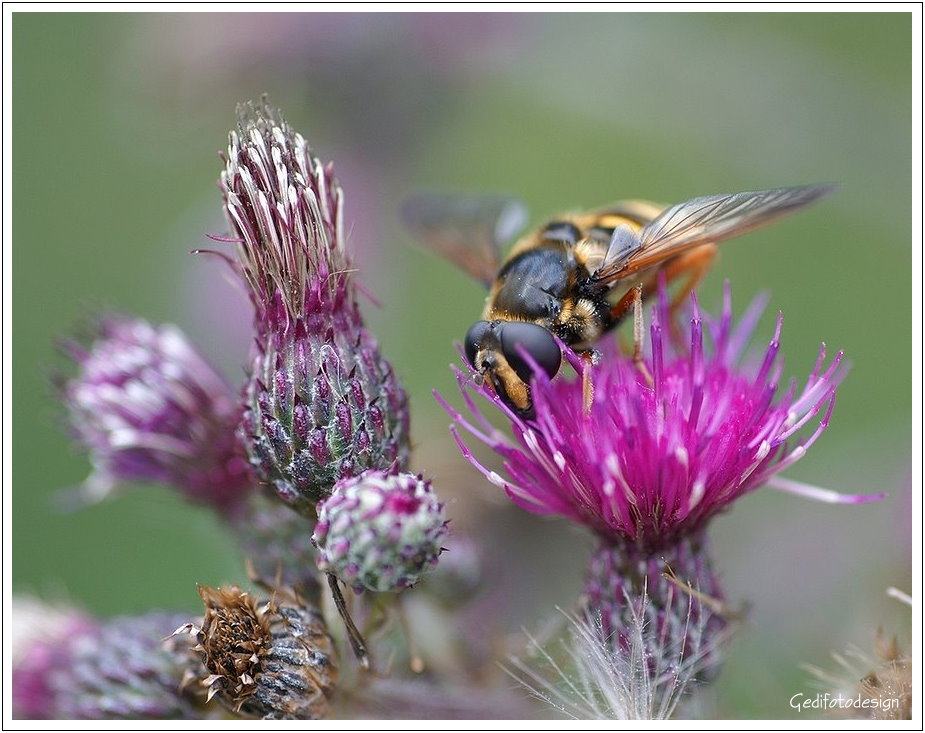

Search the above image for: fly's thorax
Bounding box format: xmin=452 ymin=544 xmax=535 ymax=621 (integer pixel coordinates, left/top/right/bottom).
xmin=550 ymin=294 xmax=609 ymax=347
xmin=483 ymin=211 xmax=646 ymax=345
xmin=467 ymin=206 xmax=661 ymax=410
xmin=488 ymin=245 xmax=571 ymax=323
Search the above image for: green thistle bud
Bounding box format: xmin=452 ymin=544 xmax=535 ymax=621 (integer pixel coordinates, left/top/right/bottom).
xmin=584 ymin=532 xmax=728 ymax=685
xmin=313 ymin=470 xmax=448 ymax=593
xmin=243 ymin=317 xmax=409 ymax=512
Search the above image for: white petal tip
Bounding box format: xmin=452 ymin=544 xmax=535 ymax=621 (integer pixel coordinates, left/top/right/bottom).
xmin=767 ymin=476 xmax=885 ymax=504
xmin=886 ymin=587 xmax=912 ymax=606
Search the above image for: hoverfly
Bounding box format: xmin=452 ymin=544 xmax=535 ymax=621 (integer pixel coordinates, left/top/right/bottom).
xmin=402 ymin=184 xmax=834 ymax=416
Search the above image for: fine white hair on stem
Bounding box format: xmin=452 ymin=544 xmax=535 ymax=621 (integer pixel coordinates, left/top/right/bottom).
xmin=504 ymin=592 xmax=728 ymax=720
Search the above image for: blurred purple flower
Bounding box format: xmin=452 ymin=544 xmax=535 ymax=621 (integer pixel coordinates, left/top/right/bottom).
xmin=11 ymin=599 xmax=94 ymax=719
xmin=12 ymin=598 xmax=202 ymax=720
xmin=59 ymin=316 xmax=252 ymax=514
xmin=222 ymin=101 xmax=410 ymax=512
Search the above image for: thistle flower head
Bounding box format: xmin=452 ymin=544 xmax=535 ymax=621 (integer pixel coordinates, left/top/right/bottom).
xmin=59 ymin=316 xmax=252 ymax=513
xmin=12 ymin=599 xmax=95 ymax=719
xmin=312 ymin=470 xmax=448 ymax=593
xmin=221 ymin=99 xmax=348 ymax=333
xmin=224 ymin=100 xmax=410 ymax=511
xmin=444 ymin=284 xmax=879 ymax=552
xmin=12 ymin=598 xmax=203 ymax=719
xmin=186 ymin=584 xmax=337 ymax=720
xmin=443 ymin=285 xmax=883 ymax=687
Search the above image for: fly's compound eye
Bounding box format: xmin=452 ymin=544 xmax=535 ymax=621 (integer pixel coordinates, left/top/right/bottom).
xmin=499 ymin=322 xmax=562 ymax=383
xmin=464 ymin=321 xmax=491 ymax=371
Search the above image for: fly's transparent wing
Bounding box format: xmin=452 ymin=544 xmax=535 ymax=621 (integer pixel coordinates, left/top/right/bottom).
xmin=401 ymin=193 xmax=528 ymax=287
xmin=592 ymin=183 xmax=835 ymax=283
xmin=598 ymin=224 xmax=644 ymax=273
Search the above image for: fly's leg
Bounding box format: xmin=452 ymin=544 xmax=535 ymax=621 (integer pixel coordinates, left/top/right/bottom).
xmin=607 ymin=243 xmax=718 ymax=323
xmin=603 ymin=285 xmax=653 ymax=385
xmin=662 ymin=243 xmax=718 ymax=312
xmin=577 ymin=349 xmax=599 ymax=415
xmin=631 ymin=285 xmax=654 ymax=387
xmin=605 ymin=245 xmax=717 ymax=383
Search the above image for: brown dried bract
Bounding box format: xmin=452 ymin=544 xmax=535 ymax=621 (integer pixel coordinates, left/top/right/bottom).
xmin=195 ymin=585 xmax=272 ymax=710
xmin=187 ymin=584 xmax=338 ymax=719
xmin=858 ymin=630 xmax=913 ymax=721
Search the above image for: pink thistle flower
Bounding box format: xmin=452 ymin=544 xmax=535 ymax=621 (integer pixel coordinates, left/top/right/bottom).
xmin=443 ymin=285 xmax=880 ymax=549
xmin=440 ymin=284 xmax=883 ymax=682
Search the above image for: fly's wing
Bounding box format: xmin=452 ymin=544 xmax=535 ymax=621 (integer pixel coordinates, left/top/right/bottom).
xmin=401 ymin=193 xmax=528 ymax=288
xmin=591 ymin=183 xmax=836 ymax=284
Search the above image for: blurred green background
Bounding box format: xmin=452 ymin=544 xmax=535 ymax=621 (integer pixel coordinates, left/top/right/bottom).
xmin=13 ymin=12 xmax=913 ymax=719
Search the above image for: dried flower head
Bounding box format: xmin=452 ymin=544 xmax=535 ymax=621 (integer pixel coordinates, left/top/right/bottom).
xmin=313 ymin=470 xmax=448 ymax=593
xmin=186 ymin=584 xmax=337 ymax=720
xmin=222 ymin=100 xmax=409 ymax=512
xmin=805 ymin=589 xmax=913 ymax=720
xmin=12 ymin=597 xmax=203 ymax=720
xmin=854 ymin=634 xmax=912 ymax=720
xmin=804 ymin=633 xmax=913 ymax=720
xmin=59 ymin=316 xmax=252 ymax=513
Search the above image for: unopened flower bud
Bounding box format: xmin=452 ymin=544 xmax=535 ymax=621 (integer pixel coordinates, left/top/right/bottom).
xmin=313 ymin=470 xmax=447 ymax=593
